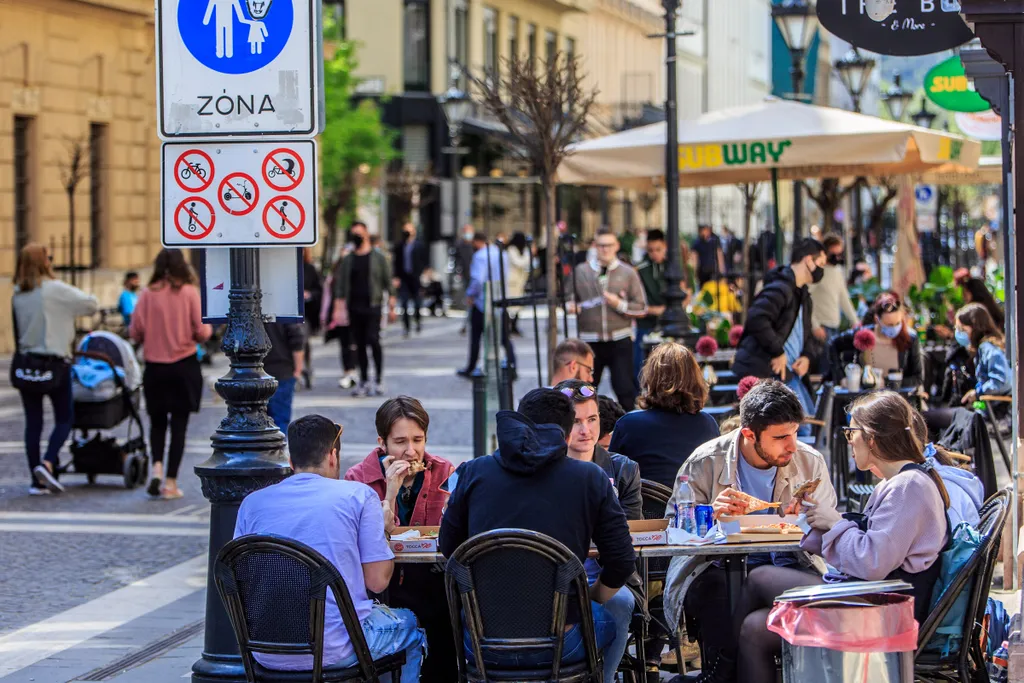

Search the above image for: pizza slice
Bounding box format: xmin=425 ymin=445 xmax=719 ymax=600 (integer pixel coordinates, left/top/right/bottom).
xmin=731 ymin=489 xmax=781 ymax=513
xmin=791 ymin=478 xmax=821 ymax=503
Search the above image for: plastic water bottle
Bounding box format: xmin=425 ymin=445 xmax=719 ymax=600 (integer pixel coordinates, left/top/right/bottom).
xmin=676 ymin=474 xmax=697 ymax=534
xmin=988 ymin=640 xmax=1008 ymax=683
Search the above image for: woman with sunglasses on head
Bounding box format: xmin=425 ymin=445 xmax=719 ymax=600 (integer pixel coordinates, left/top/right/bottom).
xmin=829 ymin=291 xmax=923 ymax=387
xmin=733 ymin=391 xmax=949 ymax=683
xmin=344 ymin=396 xmax=457 ymax=682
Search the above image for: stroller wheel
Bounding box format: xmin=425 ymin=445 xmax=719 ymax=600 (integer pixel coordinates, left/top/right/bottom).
xmin=123 ymin=454 xmax=143 ymax=489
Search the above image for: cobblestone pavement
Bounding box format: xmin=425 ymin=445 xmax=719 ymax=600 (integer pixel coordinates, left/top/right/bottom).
xmin=0 ymin=309 xmax=565 ymax=680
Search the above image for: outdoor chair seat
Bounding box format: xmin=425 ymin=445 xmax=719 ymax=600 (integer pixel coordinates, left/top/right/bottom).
xmin=250 ymin=654 xmax=406 ymax=682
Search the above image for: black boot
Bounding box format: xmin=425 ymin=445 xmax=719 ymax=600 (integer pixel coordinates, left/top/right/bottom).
xmin=694 ymin=649 xmax=735 ymax=683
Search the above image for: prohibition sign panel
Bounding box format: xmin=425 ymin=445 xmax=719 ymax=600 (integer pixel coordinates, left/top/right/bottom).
xmin=174 ymin=149 xmax=214 ymax=192
xmin=175 ymin=197 xmax=215 ymax=240
xmin=263 ymin=195 xmax=305 ymax=239
xmin=262 ymin=148 xmax=305 ymax=191
xmin=218 ymin=172 xmax=260 ymax=216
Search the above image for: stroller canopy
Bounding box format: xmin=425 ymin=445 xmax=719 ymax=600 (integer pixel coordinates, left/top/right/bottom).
xmin=76 ymin=331 xmax=142 ymax=392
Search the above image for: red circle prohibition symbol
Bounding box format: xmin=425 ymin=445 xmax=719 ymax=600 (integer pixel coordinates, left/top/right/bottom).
xmin=262 ymin=195 xmax=305 ymax=239
xmin=174 ymin=197 xmax=216 ymax=241
xmin=217 ymin=172 xmax=260 ymax=216
xmin=262 ymin=148 xmax=305 ymax=191
xmin=174 ymin=150 xmax=215 ymax=193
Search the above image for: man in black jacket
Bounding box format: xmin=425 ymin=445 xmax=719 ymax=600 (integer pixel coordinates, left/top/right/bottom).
xmin=439 ymin=388 xmax=636 ymax=683
xmin=392 ymin=222 xmax=429 ymax=337
xmin=263 ymin=321 xmax=306 ymax=432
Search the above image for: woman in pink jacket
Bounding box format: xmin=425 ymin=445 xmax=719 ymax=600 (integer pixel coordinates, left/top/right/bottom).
xmin=733 ymin=391 xmax=950 ymax=683
xmin=345 ymin=396 xmax=456 ymax=682
xmin=130 ymin=250 xmax=212 ymax=500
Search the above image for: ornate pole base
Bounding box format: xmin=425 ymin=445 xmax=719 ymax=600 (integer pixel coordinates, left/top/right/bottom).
xmin=192 ymin=248 xmax=291 ymax=683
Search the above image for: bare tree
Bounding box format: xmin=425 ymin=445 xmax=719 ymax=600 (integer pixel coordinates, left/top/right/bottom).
xmin=467 ymin=52 xmax=598 ymax=381
xmin=736 ymin=182 xmax=762 ymax=322
xmin=386 ymin=164 xmax=438 ymax=235
xmin=58 ymin=137 xmax=89 ymax=287
xmin=799 ymin=177 xmax=856 ymax=235
xmin=637 ymin=191 xmax=658 ymax=228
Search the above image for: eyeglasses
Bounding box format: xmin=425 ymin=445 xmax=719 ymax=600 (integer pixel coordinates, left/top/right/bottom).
xmin=332 ymin=423 xmax=344 ymax=450
xmin=559 ymin=384 xmax=596 ymax=400
xmin=595 ymin=242 xmax=618 ymax=250
xmin=577 ymin=361 xmax=594 ymax=374
xmin=841 ymin=426 xmax=867 ymax=442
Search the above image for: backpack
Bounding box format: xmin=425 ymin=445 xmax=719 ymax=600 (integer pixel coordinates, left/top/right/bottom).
xmin=924 ymin=521 xmax=984 ymax=657
xmin=982 ymin=597 xmax=1011 ymax=659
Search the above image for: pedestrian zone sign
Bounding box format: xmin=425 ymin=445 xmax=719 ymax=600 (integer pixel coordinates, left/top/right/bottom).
xmin=162 ymin=139 xmax=318 ymax=247
xmin=157 ymin=0 xmax=324 ymax=139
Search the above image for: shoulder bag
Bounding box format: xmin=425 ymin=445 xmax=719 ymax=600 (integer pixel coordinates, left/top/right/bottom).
xmin=9 ymin=298 xmax=67 ymax=394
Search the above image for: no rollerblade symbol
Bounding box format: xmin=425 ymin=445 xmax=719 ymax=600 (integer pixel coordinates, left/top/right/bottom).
xmin=218 ymin=172 xmax=260 ymax=216
xmin=174 ymin=197 xmax=216 ymax=240
xmin=262 ymin=195 xmax=305 ymax=239
xmin=262 ymin=148 xmax=304 ymax=191
xmin=174 ymin=150 xmax=215 ymax=193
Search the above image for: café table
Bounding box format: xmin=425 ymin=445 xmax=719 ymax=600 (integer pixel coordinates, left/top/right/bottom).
xmin=708 ymin=383 xmax=739 ymax=406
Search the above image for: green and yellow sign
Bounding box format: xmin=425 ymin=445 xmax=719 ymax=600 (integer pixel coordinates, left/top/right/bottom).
xmin=679 ymin=140 xmax=792 ymax=170
xmin=925 ymin=56 xmax=990 ymax=114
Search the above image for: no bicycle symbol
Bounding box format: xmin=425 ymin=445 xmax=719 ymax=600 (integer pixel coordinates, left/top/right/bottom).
xmin=174 ymin=150 xmax=215 ymax=192
xmin=175 ymin=197 xmax=216 ymax=240
xmin=218 ymin=172 xmax=260 ymax=216
xmin=263 ymin=195 xmax=305 ymax=239
xmin=262 ymin=148 xmax=304 ymax=191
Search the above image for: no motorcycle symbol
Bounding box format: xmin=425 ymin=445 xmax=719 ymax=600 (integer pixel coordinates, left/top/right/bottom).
xmin=262 ymin=148 xmax=304 ymax=191
xmin=174 ymin=197 xmax=216 ymax=240
xmin=263 ymin=195 xmax=305 ymax=239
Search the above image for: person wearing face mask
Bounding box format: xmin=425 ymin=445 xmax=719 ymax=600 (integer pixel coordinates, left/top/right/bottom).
xmin=829 ymin=291 xmax=923 ymax=388
xmin=953 ymin=303 xmax=1010 ymax=405
xmin=392 ymin=222 xmax=428 ymax=338
xmin=733 ymin=238 xmax=826 ymax=424
xmin=345 ymin=397 xmax=456 ymax=682
xmin=807 ymin=235 xmax=859 ymax=348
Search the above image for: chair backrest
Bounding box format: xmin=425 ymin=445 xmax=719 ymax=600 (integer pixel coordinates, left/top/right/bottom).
xmin=640 ymin=480 xmax=674 ymax=578
xmin=812 ymin=383 xmax=834 ymax=452
xmin=916 ymin=490 xmax=1010 ymax=664
xmin=215 ymin=534 xmax=379 ymax=683
xmin=445 ymin=529 xmax=601 ymax=681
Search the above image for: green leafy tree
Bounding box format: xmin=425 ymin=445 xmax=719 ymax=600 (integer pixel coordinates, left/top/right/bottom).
xmin=320 ymin=39 xmax=396 ymax=271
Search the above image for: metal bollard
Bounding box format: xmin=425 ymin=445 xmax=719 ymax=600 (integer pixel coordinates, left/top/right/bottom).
xmin=471 ymin=368 xmax=487 ymax=458
xmin=498 ymin=359 xmax=514 ymax=412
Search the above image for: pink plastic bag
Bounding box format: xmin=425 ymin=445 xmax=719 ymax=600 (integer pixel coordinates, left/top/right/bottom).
xmin=767 ymin=593 xmax=918 ymax=653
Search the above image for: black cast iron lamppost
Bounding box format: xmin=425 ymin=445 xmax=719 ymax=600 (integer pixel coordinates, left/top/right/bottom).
xmin=771 ymin=0 xmax=817 ymax=243
xmin=911 ymin=99 xmax=937 ymax=129
xmin=439 ymin=77 xmax=472 ymax=150
xmin=833 ymin=48 xmax=875 ymax=113
xmin=882 ymin=72 xmax=913 ymax=122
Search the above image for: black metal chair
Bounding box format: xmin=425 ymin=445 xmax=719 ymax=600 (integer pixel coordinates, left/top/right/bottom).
xmin=799 ymin=382 xmax=834 ymax=460
xmin=214 ymin=535 xmax=406 ymax=683
xmin=444 ymin=529 xmax=603 ymax=682
xmin=915 ymin=489 xmax=1011 ymax=683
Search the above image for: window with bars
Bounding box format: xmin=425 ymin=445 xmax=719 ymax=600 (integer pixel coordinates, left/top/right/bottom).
xmin=544 ymin=29 xmax=557 ymax=65
xmin=508 ymin=16 xmax=519 ymax=61
xmin=403 ymin=0 xmax=430 ymax=92
xmin=483 ymin=7 xmax=498 ymax=85
xmin=454 ymin=0 xmax=468 ymax=89
xmin=526 ymin=23 xmax=537 ymax=65
xmin=89 ymin=123 xmax=107 ymax=269
xmin=13 ymin=116 xmax=32 ymax=255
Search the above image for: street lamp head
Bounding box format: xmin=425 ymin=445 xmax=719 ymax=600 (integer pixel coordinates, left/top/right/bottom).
xmin=833 ymin=48 xmax=876 ymax=104
xmin=772 ymin=0 xmax=818 ymax=53
xmin=881 ymin=72 xmax=913 ymax=122
xmin=439 ymin=84 xmax=472 ymax=135
xmin=911 ymin=100 xmax=937 ymax=129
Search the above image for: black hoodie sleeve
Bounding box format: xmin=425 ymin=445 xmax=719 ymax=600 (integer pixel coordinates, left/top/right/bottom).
xmin=744 ymin=282 xmax=791 ymax=359
xmin=438 ymin=465 xmax=470 ymax=558
xmin=618 ymin=459 xmax=643 ymax=521
xmin=591 ymin=472 xmax=636 ymax=589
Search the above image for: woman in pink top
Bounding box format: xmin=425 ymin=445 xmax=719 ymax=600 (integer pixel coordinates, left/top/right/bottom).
xmin=130 ymin=250 xmax=212 ymax=500
xmin=730 ymin=391 xmax=950 ymax=683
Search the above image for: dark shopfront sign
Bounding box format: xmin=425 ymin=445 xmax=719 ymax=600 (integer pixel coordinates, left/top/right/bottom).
xmin=817 ymin=0 xmax=975 ymax=56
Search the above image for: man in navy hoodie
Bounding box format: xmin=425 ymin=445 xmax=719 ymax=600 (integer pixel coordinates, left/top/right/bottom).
xmin=439 ymin=388 xmax=636 ymax=682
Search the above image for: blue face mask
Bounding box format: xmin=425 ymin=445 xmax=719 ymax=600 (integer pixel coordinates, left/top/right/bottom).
xmin=879 ymin=323 xmax=902 ymax=339
xmin=955 ymin=329 xmax=971 ymax=348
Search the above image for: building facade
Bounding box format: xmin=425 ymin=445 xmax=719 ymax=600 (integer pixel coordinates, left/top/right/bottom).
xmin=0 ymin=0 xmax=160 ymax=350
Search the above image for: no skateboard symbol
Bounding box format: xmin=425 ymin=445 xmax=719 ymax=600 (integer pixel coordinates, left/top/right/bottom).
xmin=263 ymin=195 xmax=305 ymax=239
xmin=218 ymin=172 xmax=260 ymax=216
xmin=262 ymin=148 xmax=304 ymax=191
xmin=174 ymin=197 xmax=216 ymax=240
xmin=174 ymin=150 xmax=215 ymax=192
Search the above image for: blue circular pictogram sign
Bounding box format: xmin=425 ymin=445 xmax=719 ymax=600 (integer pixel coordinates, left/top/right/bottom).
xmin=178 ymin=0 xmax=294 ymax=75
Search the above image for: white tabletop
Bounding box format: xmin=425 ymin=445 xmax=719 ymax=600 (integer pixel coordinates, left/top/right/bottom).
xmin=393 ymin=541 xmax=804 ymax=564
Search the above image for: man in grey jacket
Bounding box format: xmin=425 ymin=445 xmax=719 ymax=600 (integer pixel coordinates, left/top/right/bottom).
xmin=568 ymin=228 xmax=647 ymax=410
xmin=662 ymin=380 xmax=836 ymax=682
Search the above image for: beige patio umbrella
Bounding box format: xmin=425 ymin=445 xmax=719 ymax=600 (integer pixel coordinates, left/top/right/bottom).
xmin=557 ymin=98 xmax=981 ymax=189
xmin=920 ymin=155 xmax=1002 ymax=186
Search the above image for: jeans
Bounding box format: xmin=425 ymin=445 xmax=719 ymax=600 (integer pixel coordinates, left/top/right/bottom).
xmin=338 ymin=605 xmax=425 ymax=683
xmin=464 ymin=602 xmax=617 ymax=678
xmin=19 ymin=365 xmax=73 ymax=487
xmin=583 ymin=559 xmax=635 ymax=680
xmin=267 ymin=377 xmax=296 ymax=433
xmin=465 ymin=306 xmax=517 ymax=372
xmin=398 ymin=277 xmax=423 ymax=333
xmin=351 ymin=308 xmax=383 ymax=384
xmin=592 ymin=338 xmax=637 ymax=411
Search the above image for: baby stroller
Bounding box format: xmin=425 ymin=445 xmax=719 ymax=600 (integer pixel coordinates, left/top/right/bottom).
xmin=64 ymin=331 xmax=148 ymax=488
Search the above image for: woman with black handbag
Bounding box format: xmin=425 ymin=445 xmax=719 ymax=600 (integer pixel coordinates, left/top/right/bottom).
xmin=11 ymin=244 xmax=98 ymax=495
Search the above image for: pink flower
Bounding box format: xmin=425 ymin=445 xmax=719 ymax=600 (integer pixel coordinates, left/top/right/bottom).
xmin=737 ymin=376 xmax=760 ymax=400
xmin=728 ymin=325 xmax=744 ymax=347
xmin=695 ymin=335 xmax=719 ymax=357
xmin=853 ymin=328 xmax=876 ymax=352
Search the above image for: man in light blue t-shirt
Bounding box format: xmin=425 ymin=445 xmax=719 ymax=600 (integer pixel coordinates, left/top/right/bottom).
xmin=234 ymin=415 xmax=425 ymax=680
xmin=117 ymin=272 xmax=140 ymax=327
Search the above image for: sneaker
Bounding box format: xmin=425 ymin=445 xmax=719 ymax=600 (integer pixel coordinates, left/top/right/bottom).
xmin=456 ymin=368 xmax=474 ymax=378
xmin=28 ymin=486 xmax=52 ymax=496
xmin=351 ymin=382 xmax=370 ymax=398
xmin=338 ymin=375 xmax=356 ymax=390
xmin=33 ymin=465 xmax=65 ymax=493
xmin=371 ymin=382 xmax=386 ymax=397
